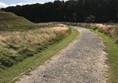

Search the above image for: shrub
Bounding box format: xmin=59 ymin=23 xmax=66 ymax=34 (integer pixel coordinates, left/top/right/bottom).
xmin=85 ymin=15 xmax=96 ymax=23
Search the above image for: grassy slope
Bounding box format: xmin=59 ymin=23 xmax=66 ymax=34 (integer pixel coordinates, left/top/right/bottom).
xmin=89 ymin=29 xmax=118 ymax=83
xmin=0 ymin=28 xmax=78 ymax=83
xmin=0 ymin=10 xmax=33 ymax=31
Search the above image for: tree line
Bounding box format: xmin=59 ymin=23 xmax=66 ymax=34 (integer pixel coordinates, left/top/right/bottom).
xmin=1 ymin=0 xmax=118 ymax=23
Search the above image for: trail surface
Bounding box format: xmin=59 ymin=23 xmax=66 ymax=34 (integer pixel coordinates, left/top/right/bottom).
xmin=16 ymin=27 xmax=107 ymax=83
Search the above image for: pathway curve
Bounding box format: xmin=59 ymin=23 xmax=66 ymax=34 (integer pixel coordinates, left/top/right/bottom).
xmin=16 ymin=27 xmax=107 ymax=83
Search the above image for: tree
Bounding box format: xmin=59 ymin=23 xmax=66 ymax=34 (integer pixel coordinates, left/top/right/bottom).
xmin=1 ymin=0 xmax=118 ymax=23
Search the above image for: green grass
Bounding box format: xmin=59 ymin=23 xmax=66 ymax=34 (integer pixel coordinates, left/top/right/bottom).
xmin=0 ymin=10 xmax=34 ymax=31
xmin=0 ymin=27 xmax=78 ymax=83
xmin=0 ymin=10 xmax=68 ymax=31
xmin=89 ymin=28 xmax=118 ymax=83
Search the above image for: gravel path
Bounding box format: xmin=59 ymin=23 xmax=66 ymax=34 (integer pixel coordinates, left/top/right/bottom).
xmin=16 ymin=27 xmax=108 ymax=83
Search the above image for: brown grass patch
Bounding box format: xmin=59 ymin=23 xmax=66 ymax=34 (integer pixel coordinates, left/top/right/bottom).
xmin=0 ymin=24 xmax=70 ymax=67
xmin=79 ymin=23 xmax=118 ymax=43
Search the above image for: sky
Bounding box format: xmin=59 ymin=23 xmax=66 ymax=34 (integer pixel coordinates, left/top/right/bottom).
xmin=0 ymin=0 xmax=63 ymax=8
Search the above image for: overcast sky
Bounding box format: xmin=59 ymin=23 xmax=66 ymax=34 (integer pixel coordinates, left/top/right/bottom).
xmin=0 ymin=0 xmax=65 ymax=8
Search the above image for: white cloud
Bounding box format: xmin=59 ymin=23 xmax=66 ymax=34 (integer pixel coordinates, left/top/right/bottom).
xmin=0 ymin=0 xmax=67 ymax=8
xmin=0 ymin=1 xmax=43 ymax=8
xmin=22 ymin=0 xmax=52 ymax=3
xmin=8 ymin=2 xmax=44 ymax=7
xmin=0 ymin=2 xmax=8 ymax=8
xmin=9 ymin=2 xmax=41 ymax=6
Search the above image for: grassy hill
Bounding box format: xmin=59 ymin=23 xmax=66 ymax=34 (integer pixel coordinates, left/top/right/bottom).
xmin=0 ymin=10 xmax=34 ymax=31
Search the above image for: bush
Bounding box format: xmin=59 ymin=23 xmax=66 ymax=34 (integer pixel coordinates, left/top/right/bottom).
xmin=85 ymin=15 xmax=96 ymax=23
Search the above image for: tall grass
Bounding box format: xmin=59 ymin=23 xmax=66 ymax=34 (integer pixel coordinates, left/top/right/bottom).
xmin=0 ymin=24 xmax=70 ymax=68
xmin=79 ymin=23 xmax=118 ymax=44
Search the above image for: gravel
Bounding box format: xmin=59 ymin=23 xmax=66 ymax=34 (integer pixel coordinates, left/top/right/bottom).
xmin=16 ymin=27 xmax=108 ymax=83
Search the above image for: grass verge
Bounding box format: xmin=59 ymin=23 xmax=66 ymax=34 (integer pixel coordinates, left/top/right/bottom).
xmin=0 ymin=27 xmax=78 ymax=83
xmin=88 ymin=28 xmax=118 ymax=83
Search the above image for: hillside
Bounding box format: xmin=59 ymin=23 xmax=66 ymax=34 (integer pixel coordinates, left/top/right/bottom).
xmin=0 ymin=10 xmax=33 ymax=31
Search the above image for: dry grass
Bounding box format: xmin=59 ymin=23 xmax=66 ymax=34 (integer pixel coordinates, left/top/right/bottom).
xmin=79 ymin=23 xmax=118 ymax=43
xmin=0 ymin=24 xmax=70 ymax=68
xmin=1 ymin=24 xmax=68 ymax=44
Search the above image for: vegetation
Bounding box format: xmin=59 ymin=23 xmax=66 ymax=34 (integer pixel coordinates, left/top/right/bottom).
xmin=85 ymin=15 xmax=96 ymax=23
xmin=0 ymin=24 xmax=70 ymax=67
xmin=79 ymin=23 xmax=118 ymax=44
xmin=2 ymin=0 xmax=118 ymax=23
xmin=0 ymin=11 xmax=70 ymax=68
xmin=0 ymin=10 xmax=79 ymax=83
xmin=80 ymin=23 xmax=118 ymax=83
xmin=0 ymin=10 xmax=34 ymax=31
xmin=0 ymin=10 xmax=59 ymax=31
xmin=0 ymin=27 xmax=78 ymax=83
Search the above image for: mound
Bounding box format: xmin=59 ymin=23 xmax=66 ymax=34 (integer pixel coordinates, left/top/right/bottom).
xmin=0 ymin=10 xmax=33 ymax=31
